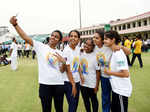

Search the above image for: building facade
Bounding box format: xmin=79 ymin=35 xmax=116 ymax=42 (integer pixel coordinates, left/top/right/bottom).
xmin=77 ymin=11 xmax=150 ymax=40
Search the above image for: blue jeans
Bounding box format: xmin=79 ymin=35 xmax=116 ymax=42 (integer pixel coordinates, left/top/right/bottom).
xmin=100 ymin=76 xmax=112 ymax=112
xmin=64 ymin=81 xmax=80 ymax=112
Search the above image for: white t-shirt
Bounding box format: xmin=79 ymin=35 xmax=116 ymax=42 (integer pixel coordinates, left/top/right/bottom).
xmin=33 ymin=40 xmax=64 ymax=85
xmin=109 ymin=49 xmax=132 ymax=97
xmin=62 ymin=45 xmax=80 ymax=82
xmin=17 ymin=44 xmax=22 ymax=50
xmin=80 ymin=52 xmax=100 ymax=88
xmin=10 ymin=42 xmax=18 ymax=57
xmin=95 ymin=45 xmax=112 ymax=78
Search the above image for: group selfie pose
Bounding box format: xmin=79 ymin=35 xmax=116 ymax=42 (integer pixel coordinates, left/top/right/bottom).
xmin=9 ymin=16 xmax=132 ymax=112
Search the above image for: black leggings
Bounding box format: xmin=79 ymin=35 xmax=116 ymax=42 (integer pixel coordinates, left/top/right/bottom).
xmin=131 ymin=53 xmax=143 ymax=68
xmin=39 ymin=84 xmax=64 ymax=112
xmin=111 ymin=91 xmax=128 ymax=112
xmin=80 ymin=86 xmax=99 ymax=112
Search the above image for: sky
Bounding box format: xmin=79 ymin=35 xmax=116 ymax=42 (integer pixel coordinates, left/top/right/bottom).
xmin=0 ymin=0 xmax=150 ymax=35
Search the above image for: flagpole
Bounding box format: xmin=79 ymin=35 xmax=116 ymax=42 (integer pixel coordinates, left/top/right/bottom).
xmin=79 ymin=0 xmax=82 ymax=28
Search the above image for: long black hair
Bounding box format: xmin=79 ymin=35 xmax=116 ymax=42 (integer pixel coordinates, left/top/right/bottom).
xmin=68 ymin=30 xmax=80 ymax=39
xmin=52 ymin=30 xmax=63 ymax=41
xmin=95 ymin=29 xmax=104 ymax=40
xmin=105 ymin=30 xmax=121 ymax=45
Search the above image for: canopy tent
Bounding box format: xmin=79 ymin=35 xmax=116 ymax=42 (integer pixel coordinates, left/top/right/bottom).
xmin=32 ymin=35 xmax=48 ymax=42
xmin=1 ymin=33 xmax=69 ymax=44
xmin=0 ymin=32 xmax=15 ymax=43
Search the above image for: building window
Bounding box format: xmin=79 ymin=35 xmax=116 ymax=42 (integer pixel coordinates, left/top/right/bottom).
xmin=119 ymin=26 xmax=121 ymax=30
xmin=138 ymin=21 xmax=141 ymax=27
xmin=127 ymin=24 xmax=130 ymax=29
xmin=92 ymin=30 xmax=95 ymax=34
xmin=87 ymin=31 xmax=89 ymax=35
xmin=132 ymin=22 xmax=136 ymax=28
xmin=144 ymin=20 xmax=147 ymax=26
xmin=90 ymin=30 xmax=92 ymax=35
xmin=86 ymin=31 xmax=88 ymax=35
xmin=80 ymin=32 xmax=82 ymax=35
xmin=114 ymin=26 xmax=117 ymax=30
xmin=123 ymin=24 xmax=126 ymax=30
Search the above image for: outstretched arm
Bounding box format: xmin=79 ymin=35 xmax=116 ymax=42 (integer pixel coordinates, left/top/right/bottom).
xmin=10 ymin=16 xmax=33 ymax=46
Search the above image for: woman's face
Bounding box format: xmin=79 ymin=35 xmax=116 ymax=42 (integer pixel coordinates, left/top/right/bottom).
xmin=93 ymin=33 xmax=103 ymax=46
xmin=104 ymin=35 xmax=114 ymax=47
xmin=49 ymin=32 xmax=60 ymax=45
xmin=69 ymin=31 xmax=79 ymax=47
xmin=84 ymin=39 xmax=94 ymax=53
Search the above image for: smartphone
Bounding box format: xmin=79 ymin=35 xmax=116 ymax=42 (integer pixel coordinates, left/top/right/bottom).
xmin=15 ymin=13 xmax=19 ymax=17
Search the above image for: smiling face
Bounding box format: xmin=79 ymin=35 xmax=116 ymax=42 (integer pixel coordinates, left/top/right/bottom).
xmin=93 ymin=33 xmax=103 ymax=46
xmin=69 ymin=31 xmax=80 ymax=47
xmin=84 ymin=39 xmax=95 ymax=53
xmin=104 ymin=35 xmax=114 ymax=47
xmin=49 ymin=32 xmax=61 ymax=46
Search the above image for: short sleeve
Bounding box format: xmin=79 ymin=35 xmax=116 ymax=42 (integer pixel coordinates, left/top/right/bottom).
xmin=33 ymin=40 xmax=45 ymax=53
xmin=62 ymin=48 xmax=71 ymax=65
xmin=115 ymin=51 xmax=128 ymax=71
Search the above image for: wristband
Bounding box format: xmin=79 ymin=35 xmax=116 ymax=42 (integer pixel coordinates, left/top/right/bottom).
xmin=13 ymin=24 xmax=18 ymax=27
xmin=62 ymin=61 xmax=66 ymax=65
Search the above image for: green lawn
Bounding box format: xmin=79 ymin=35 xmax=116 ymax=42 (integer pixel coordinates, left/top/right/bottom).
xmin=0 ymin=53 xmax=150 ymax=112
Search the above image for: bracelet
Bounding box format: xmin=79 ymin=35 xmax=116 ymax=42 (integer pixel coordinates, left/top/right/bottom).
xmin=62 ymin=61 xmax=66 ymax=65
xmin=13 ymin=24 xmax=18 ymax=27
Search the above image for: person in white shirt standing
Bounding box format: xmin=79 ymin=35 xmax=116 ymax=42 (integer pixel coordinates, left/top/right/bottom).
xmin=104 ymin=30 xmax=132 ymax=112
xmin=10 ymin=16 xmax=66 ymax=112
xmin=93 ymin=30 xmax=131 ymax=112
xmin=80 ymin=39 xmax=100 ymax=112
xmin=62 ymin=30 xmax=81 ymax=112
xmin=10 ymin=37 xmax=18 ymax=70
xmin=17 ymin=42 xmax=22 ymax=58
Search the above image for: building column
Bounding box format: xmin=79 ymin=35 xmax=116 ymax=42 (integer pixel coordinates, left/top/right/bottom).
xmin=136 ymin=21 xmax=138 ymax=27
xmin=147 ymin=18 xmax=150 ymax=25
xmin=141 ymin=19 xmax=144 ymax=26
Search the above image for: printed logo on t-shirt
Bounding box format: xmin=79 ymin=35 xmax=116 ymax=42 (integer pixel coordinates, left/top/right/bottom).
xmin=80 ymin=58 xmax=88 ymax=75
xmin=72 ymin=57 xmax=80 ymax=73
xmin=117 ymin=61 xmax=125 ymax=67
xmin=46 ymin=52 xmax=58 ymax=69
xmin=96 ymin=52 xmax=109 ymax=68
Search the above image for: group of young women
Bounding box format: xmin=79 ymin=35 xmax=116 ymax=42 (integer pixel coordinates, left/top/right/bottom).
xmin=10 ymin=16 xmax=132 ymax=112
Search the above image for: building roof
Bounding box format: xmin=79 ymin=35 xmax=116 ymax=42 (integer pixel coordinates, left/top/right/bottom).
xmin=110 ymin=11 xmax=150 ymax=26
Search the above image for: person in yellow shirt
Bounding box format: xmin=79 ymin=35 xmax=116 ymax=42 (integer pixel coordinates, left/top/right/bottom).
xmin=130 ymin=34 xmax=143 ymax=68
xmin=124 ymin=36 xmax=131 ymax=65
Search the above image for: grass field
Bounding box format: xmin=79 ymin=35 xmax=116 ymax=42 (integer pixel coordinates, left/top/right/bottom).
xmin=0 ymin=53 xmax=150 ymax=112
